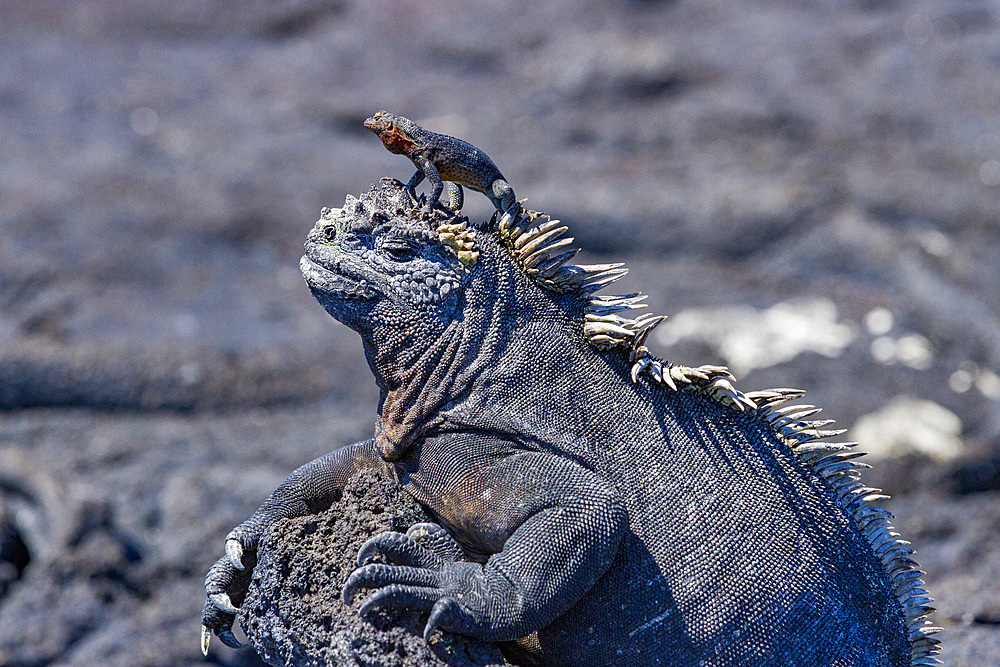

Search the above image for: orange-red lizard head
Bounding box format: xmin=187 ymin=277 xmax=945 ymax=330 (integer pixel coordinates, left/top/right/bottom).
xmin=364 ymin=110 xmax=419 ymax=156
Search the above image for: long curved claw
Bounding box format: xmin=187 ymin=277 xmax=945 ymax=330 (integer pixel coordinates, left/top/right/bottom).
xmin=357 ymin=534 xmax=386 ymax=566
xmin=201 ymin=625 xmax=211 ymax=656
xmin=210 ymin=592 xmax=239 ymax=615
xmin=344 ymin=563 xmax=441 ymax=605
xmin=218 ymin=630 xmax=247 ymax=650
xmin=226 ymin=538 xmax=245 ymax=571
xmin=358 ymin=583 xmax=440 ymax=619
xmin=424 ymin=597 xmax=457 ymax=643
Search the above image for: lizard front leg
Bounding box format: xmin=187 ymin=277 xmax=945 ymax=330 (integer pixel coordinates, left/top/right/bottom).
xmin=406 ymin=168 xmax=462 ymax=211
xmin=405 ymin=169 xmax=424 ymax=204
xmin=201 ymin=439 xmax=382 ymax=653
xmin=411 ymin=155 xmax=445 ymax=215
xmin=343 ymin=448 xmax=627 ymax=642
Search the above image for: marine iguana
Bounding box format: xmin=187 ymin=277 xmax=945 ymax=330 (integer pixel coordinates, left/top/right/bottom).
xmin=202 ymin=179 xmax=941 ymax=665
xmin=364 ymin=111 xmax=516 ymax=216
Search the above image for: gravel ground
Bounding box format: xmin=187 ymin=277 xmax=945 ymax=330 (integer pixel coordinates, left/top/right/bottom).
xmin=1 ymin=1 xmax=998 ymax=664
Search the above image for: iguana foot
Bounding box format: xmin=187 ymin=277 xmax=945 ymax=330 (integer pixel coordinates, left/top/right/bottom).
xmin=201 ymin=555 xmax=251 ymax=653
xmin=200 ymin=520 xmax=263 ymax=654
xmin=343 ymin=528 xmax=486 ymax=642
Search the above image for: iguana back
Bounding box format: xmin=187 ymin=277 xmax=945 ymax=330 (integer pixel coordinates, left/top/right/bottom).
xmin=402 ymin=234 xmax=916 ymax=664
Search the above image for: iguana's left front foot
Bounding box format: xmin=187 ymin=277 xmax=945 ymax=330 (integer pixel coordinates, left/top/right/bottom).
xmin=343 ymin=525 xmax=488 ymax=642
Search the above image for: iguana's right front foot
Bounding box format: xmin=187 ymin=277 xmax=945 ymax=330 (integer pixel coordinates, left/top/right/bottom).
xmin=198 ymin=442 xmax=382 ymax=655
xmin=343 ymin=523 xmax=489 ymax=642
xmin=201 ymin=519 xmax=265 ymax=654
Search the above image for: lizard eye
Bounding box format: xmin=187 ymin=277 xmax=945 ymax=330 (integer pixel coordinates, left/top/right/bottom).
xmin=381 ymin=239 xmax=418 ymax=262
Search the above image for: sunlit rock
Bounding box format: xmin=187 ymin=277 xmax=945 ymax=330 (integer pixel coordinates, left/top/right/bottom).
xmin=655 ymin=298 xmax=855 ymax=375
xmin=850 ymin=396 xmax=963 ymax=462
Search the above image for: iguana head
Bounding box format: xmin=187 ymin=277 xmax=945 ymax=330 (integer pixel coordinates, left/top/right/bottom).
xmin=301 ymin=179 xmax=475 ymax=336
xmin=363 ymin=110 xmax=421 ymax=156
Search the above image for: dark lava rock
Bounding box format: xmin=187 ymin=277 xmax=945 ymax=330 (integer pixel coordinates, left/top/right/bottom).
xmin=241 ymin=469 xmax=511 ymax=667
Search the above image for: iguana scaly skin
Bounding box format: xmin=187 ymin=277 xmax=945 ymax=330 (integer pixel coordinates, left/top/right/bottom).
xmin=364 ymin=111 xmax=516 ymax=217
xmin=202 ymin=179 xmax=941 ymax=666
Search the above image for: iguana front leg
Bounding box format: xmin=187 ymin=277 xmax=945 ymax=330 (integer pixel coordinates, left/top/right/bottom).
xmin=201 ymin=439 xmax=381 ymax=653
xmin=344 ymin=449 xmax=627 ymax=642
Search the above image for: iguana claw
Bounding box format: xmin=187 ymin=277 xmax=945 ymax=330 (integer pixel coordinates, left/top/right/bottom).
xmin=357 ymin=531 xmax=444 ymax=569
xmin=201 ymin=625 xmax=211 ymax=656
xmin=357 ymin=534 xmax=384 ymax=566
xmin=210 ymin=592 xmax=239 ymax=615
xmin=218 ymin=630 xmax=247 ymax=650
xmin=226 ymin=538 xmax=245 ymax=570
xmin=424 ymin=598 xmax=456 ymax=642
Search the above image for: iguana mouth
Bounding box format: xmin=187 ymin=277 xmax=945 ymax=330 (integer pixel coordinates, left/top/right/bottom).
xmin=299 ymin=256 xmax=375 ymax=300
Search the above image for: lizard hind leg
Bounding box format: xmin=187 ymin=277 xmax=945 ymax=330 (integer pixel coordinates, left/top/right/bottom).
xmin=444 ymin=182 xmax=464 ymax=212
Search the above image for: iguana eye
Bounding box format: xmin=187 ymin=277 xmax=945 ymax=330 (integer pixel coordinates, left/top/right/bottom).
xmin=381 ymin=239 xmax=418 ymax=261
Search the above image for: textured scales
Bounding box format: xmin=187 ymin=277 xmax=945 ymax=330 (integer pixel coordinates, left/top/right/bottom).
xmin=203 ymin=178 xmax=940 ymax=666
xmin=496 ymin=201 xmax=941 ymax=664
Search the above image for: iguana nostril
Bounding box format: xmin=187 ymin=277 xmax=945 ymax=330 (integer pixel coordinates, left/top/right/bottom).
xmin=323 ymin=226 xmax=337 ymax=241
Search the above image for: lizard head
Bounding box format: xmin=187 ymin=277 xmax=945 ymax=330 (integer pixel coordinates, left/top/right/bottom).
xmin=364 ymin=110 xmax=419 ymax=155
xmin=301 ymin=178 xmax=475 ymax=337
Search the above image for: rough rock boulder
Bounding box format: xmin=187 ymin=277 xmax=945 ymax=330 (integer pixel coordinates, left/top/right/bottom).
xmin=240 ymin=469 xmax=512 ymax=667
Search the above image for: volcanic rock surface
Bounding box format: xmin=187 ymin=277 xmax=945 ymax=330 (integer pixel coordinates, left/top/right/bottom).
xmin=241 ymin=470 xmax=510 ymax=667
xmin=2 ymin=1 xmax=999 ymax=665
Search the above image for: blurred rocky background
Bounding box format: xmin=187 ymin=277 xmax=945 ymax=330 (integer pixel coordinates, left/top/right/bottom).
xmin=1 ymin=0 xmax=998 ymax=664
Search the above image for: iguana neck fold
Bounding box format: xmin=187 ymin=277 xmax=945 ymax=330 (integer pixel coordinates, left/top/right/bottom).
xmin=371 ymin=246 xmax=543 ymax=460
